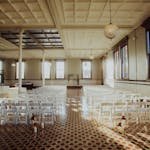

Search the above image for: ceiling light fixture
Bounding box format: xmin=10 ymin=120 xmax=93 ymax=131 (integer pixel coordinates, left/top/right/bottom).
xmin=11 ymin=63 xmax=16 ymax=67
xmin=104 ymin=0 xmax=118 ymax=39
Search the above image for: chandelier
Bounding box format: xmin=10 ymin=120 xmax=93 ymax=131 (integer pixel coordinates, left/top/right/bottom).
xmin=104 ymin=0 xmax=118 ymax=39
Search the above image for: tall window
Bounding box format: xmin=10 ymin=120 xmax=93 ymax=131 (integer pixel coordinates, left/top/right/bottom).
xmin=82 ymin=60 xmax=92 ymax=79
xmin=0 ymin=60 xmax=4 ymax=84
xmin=114 ymin=38 xmax=128 ymax=80
xmin=56 ymin=60 xmax=65 ymax=79
xmin=42 ymin=61 xmax=51 ymax=79
xmin=16 ymin=62 xmax=25 ymax=79
xmin=121 ymin=45 xmax=128 ymax=79
xmin=147 ymin=30 xmax=150 ymax=78
xmin=114 ymin=49 xmax=121 ymax=79
xmin=147 ymin=31 xmax=150 ymax=53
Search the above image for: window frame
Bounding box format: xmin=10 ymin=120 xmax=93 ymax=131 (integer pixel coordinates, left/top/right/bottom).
xmin=16 ymin=61 xmax=25 ymax=80
xmin=81 ymin=59 xmax=92 ymax=79
xmin=42 ymin=60 xmax=51 ymax=80
xmin=113 ymin=37 xmax=129 ymax=80
xmin=0 ymin=60 xmax=4 ymax=84
xmin=114 ymin=48 xmax=121 ymax=80
xmin=146 ymin=30 xmax=150 ymax=79
xmin=148 ymin=54 xmax=150 ymax=79
xmin=55 ymin=60 xmax=65 ymax=79
xmin=120 ymin=44 xmax=129 ymax=79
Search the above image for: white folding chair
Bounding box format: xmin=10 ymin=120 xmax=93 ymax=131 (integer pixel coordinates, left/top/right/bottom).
xmin=41 ymin=102 xmax=54 ymax=125
xmin=5 ymin=101 xmax=17 ymax=124
xmin=16 ymin=101 xmax=28 ymax=124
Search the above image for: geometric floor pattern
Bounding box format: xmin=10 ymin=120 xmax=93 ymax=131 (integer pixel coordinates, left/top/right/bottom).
xmin=0 ymin=88 xmax=149 ymax=150
xmin=0 ymin=121 xmax=124 ymax=150
xmin=114 ymin=123 xmax=150 ymax=150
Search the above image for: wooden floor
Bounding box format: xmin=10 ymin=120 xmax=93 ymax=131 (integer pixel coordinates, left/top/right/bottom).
xmin=0 ymin=88 xmax=146 ymax=150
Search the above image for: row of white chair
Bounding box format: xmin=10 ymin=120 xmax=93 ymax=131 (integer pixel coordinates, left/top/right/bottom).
xmin=82 ymin=86 xmax=150 ymax=128
xmin=0 ymin=99 xmax=66 ymax=125
xmin=0 ymin=86 xmax=67 ymax=125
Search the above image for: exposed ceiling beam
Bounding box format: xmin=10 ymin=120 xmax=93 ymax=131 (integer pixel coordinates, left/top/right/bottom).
xmin=0 ymin=24 xmax=133 ymax=30
xmin=0 ymin=25 xmax=56 ymax=30
xmin=0 ymin=48 xmax=64 ymax=52
xmin=5 ymin=36 xmax=60 ymax=39
xmin=61 ymin=25 xmax=134 ymax=30
xmin=3 ymin=31 xmax=19 ymax=47
xmin=65 ymin=48 xmax=108 ymax=51
xmin=46 ymin=0 xmax=67 ymax=49
xmin=0 ymin=37 xmax=18 ymax=50
xmin=42 ymin=30 xmax=53 ymax=47
xmin=61 ymin=0 xmax=150 ymax=3
xmin=26 ymin=31 xmax=45 ymax=50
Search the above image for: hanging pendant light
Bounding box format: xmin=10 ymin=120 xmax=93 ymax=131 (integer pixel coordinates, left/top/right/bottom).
xmin=104 ymin=0 xmax=118 ymax=39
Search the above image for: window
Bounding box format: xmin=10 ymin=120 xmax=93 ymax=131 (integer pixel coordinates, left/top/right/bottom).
xmin=147 ymin=30 xmax=150 ymax=78
xmin=142 ymin=18 xmax=150 ymax=78
xmin=0 ymin=60 xmax=4 ymax=84
xmin=147 ymin=30 xmax=150 ymax=53
xmin=16 ymin=62 xmax=25 ymax=79
xmin=121 ymin=45 xmax=128 ymax=79
xmin=82 ymin=60 xmax=92 ymax=79
xmin=114 ymin=49 xmax=121 ymax=79
xmin=56 ymin=60 xmax=65 ymax=79
xmin=114 ymin=38 xmax=128 ymax=80
xmin=42 ymin=61 xmax=51 ymax=79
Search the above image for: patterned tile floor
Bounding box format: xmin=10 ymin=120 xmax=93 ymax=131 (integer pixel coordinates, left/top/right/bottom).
xmin=113 ymin=123 xmax=150 ymax=150
xmin=0 ymin=88 xmax=148 ymax=150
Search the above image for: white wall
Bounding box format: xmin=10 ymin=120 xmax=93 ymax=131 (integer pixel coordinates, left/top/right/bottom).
xmin=25 ymin=60 xmax=42 ymax=80
xmin=102 ymin=26 xmax=150 ymax=96
xmin=128 ymin=27 xmax=148 ymax=80
xmin=4 ymin=58 xmax=103 ymax=86
xmin=102 ymin=51 xmax=114 ymax=87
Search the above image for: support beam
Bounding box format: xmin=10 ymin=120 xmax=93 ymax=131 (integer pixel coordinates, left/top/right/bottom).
xmin=0 ymin=24 xmax=55 ymax=29
xmin=42 ymin=50 xmax=45 ymax=87
xmin=61 ymin=25 xmax=133 ymax=30
xmin=26 ymin=31 xmax=45 ymax=50
xmin=46 ymin=0 xmax=67 ymax=49
xmin=18 ymin=29 xmax=24 ymax=93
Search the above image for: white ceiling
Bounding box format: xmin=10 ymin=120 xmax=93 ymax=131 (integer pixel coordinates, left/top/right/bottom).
xmin=0 ymin=0 xmax=150 ymax=59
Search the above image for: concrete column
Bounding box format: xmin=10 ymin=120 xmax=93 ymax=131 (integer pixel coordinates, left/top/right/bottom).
xmin=42 ymin=50 xmax=45 ymax=86
xmin=18 ymin=29 xmax=24 ymax=93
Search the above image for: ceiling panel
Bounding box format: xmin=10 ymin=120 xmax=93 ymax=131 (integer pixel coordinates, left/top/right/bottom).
xmin=55 ymin=0 xmax=150 ymax=26
xmin=0 ymin=0 xmax=150 ymax=59
xmin=0 ymin=0 xmax=54 ymax=26
xmin=0 ymin=29 xmax=64 ymax=49
xmin=63 ymin=28 xmax=130 ymax=50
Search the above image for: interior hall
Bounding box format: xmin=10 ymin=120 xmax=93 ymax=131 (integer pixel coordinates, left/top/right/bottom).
xmin=0 ymin=0 xmax=150 ymax=150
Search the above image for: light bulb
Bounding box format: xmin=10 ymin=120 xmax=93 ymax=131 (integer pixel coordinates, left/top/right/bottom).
xmin=11 ymin=63 xmax=16 ymax=67
xmin=104 ymin=24 xmax=119 ymax=39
